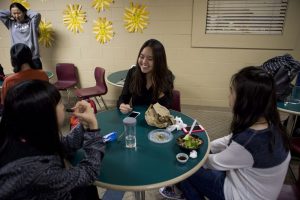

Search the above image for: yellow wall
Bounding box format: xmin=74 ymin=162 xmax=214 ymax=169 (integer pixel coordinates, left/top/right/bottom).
xmin=1 ymin=0 xmax=300 ymax=108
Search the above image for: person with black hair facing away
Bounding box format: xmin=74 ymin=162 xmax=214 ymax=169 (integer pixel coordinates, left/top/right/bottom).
xmin=0 ymin=43 xmax=48 ymax=105
xmin=160 ymin=66 xmax=291 ymax=200
xmin=117 ymin=39 xmax=174 ymax=114
xmin=0 ymin=2 xmax=42 ymax=69
xmin=0 ymin=80 xmax=105 ymax=200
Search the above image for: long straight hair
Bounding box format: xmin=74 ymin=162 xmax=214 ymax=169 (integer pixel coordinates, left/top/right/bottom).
xmin=130 ymin=39 xmax=174 ymax=100
xmin=0 ymin=80 xmax=64 ymax=158
xmin=230 ymin=66 xmax=289 ymax=150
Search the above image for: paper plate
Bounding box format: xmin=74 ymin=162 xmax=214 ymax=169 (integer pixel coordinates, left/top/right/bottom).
xmin=148 ymin=129 xmax=173 ymax=144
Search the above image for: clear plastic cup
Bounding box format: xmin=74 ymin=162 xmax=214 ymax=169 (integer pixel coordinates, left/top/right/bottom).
xmin=123 ymin=117 xmax=137 ymax=148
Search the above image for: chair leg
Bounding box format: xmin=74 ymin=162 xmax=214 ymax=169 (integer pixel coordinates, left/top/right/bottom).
xmin=93 ymin=96 xmax=108 ymax=110
xmin=94 ymin=97 xmax=102 ymax=111
xmin=100 ymin=96 xmax=108 ymax=110
xmin=66 ymin=89 xmax=71 ymax=104
xmin=289 ymin=163 xmax=297 ymax=182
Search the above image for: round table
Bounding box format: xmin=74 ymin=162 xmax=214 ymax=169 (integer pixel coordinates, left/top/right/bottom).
xmin=46 ymin=71 xmax=54 ymax=79
xmin=73 ymin=106 xmax=210 ymax=199
xmin=277 ymin=101 xmax=300 ymax=136
xmin=106 ymin=70 xmax=128 ymax=87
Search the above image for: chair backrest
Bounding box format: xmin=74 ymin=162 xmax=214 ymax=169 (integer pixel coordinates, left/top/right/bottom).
xmin=56 ymin=63 xmax=77 ymax=82
xmin=95 ymin=67 xmax=108 ymax=94
xmin=171 ymin=89 xmax=181 ymax=112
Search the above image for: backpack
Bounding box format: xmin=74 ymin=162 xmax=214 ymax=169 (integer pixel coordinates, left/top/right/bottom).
xmin=261 ymin=54 xmax=300 ymax=101
xmin=69 ymin=99 xmax=97 ymax=129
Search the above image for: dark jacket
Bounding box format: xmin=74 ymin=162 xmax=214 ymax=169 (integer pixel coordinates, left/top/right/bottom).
xmin=117 ymin=67 xmax=174 ymax=108
xmin=0 ymin=124 xmax=105 ymax=200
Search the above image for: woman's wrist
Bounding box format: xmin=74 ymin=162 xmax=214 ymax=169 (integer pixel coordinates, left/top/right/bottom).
xmin=87 ymin=118 xmax=98 ymax=130
xmin=86 ymin=128 xmax=100 ymax=132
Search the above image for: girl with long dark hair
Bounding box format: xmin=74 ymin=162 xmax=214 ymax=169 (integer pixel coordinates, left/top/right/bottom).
xmin=161 ymin=66 xmax=290 ymax=200
xmin=0 ymin=80 xmax=105 ymax=199
xmin=117 ymin=39 xmax=174 ymax=114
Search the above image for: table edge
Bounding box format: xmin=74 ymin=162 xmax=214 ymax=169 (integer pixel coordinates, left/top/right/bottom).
xmin=105 ymin=75 xmax=124 ymax=88
xmin=93 ymin=133 xmax=211 ymax=191
xmin=278 ymin=107 xmax=300 ymax=115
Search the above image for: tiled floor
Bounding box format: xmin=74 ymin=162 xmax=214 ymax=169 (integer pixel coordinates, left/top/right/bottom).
xmin=61 ymin=98 xmax=298 ymax=199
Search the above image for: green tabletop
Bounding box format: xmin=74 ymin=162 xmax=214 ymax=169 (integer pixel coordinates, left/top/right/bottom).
xmin=277 ymin=101 xmax=300 ymax=115
xmin=46 ymin=71 xmax=54 ymax=79
xmin=73 ymin=106 xmax=210 ymax=191
xmin=106 ymin=70 xmax=128 ymax=87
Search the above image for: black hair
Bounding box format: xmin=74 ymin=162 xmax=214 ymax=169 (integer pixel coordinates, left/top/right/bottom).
xmin=10 ymin=43 xmax=34 ymax=72
xmin=131 ymin=39 xmax=174 ymax=100
xmin=230 ymin=66 xmax=289 ymax=150
xmin=10 ymin=2 xmax=27 ymax=13
xmin=0 ymin=80 xmax=64 ymax=158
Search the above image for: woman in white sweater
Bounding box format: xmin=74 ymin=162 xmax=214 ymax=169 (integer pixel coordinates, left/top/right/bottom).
xmin=162 ymin=66 xmax=290 ymax=200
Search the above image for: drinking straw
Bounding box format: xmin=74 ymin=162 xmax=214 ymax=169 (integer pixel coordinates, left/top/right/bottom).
xmin=189 ymin=119 xmax=197 ymax=135
xmin=184 ymin=119 xmax=197 ymax=140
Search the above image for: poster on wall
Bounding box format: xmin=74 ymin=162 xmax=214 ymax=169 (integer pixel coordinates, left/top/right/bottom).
xmin=39 ymin=18 xmax=54 ymax=48
xmin=63 ymin=4 xmax=87 ymax=34
xmin=93 ymin=17 xmax=114 ymax=44
xmin=124 ymin=2 xmax=149 ymax=33
xmin=11 ymin=0 xmax=30 ymax=9
xmin=92 ymin=0 xmax=114 ymax=12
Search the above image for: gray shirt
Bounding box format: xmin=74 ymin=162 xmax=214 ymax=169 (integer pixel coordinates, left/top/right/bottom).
xmin=0 ymin=9 xmax=41 ymax=59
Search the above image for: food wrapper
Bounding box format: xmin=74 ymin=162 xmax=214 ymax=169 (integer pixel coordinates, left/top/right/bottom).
xmin=166 ymin=116 xmax=187 ymax=132
xmin=145 ymin=103 xmax=175 ymax=128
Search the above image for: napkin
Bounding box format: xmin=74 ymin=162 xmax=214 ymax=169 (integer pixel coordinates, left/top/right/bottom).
xmin=166 ymin=116 xmax=187 ymax=132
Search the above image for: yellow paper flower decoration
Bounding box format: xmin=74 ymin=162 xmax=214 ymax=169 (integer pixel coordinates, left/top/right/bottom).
xmin=93 ymin=17 xmax=114 ymax=44
xmin=11 ymin=0 xmax=30 ymax=9
xmin=39 ymin=18 xmax=54 ymax=48
xmin=92 ymin=0 xmax=114 ymax=12
xmin=124 ymin=2 xmax=149 ymax=33
xmin=63 ymin=4 xmax=87 ymax=34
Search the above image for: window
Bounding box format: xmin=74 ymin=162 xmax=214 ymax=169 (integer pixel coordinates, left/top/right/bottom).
xmin=192 ymin=0 xmax=300 ymax=49
xmin=206 ymin=0 xmax=288 ymax=35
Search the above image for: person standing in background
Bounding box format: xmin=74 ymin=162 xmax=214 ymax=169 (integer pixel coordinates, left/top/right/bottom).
xmin=0 ymin=2 xmax=42 ymax=69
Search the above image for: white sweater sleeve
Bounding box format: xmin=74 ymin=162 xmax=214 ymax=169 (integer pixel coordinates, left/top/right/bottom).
xmin=210 ymin=134 xmax=232 ymax=153
xmin=206 ymin=140 xmax=254 ymax=171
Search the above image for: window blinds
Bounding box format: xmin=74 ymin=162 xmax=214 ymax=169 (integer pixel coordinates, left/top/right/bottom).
xmin=206 ymin=0 xmax=288 ymax=34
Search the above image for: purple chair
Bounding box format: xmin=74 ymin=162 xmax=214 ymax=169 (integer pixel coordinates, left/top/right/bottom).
xmin=171 ymin=89 xmax=181 ymax=112
xmin=75 ymin=67 xmax=108 ymax=110
xmin=53 ymin=63 xmax=78 ymax=102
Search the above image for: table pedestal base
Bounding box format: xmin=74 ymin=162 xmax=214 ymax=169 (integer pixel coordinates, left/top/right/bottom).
xmin=135 ymin=191 xmax=145 ymax=200
xmin=286 ymin=114 xmax=298 ymax=136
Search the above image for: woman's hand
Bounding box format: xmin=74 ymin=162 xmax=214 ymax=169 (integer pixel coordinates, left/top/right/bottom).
xmin=73 ymin=100 xmax=98 ymax=130
xmin=119 ymin=103 xmax=132 ymax=114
